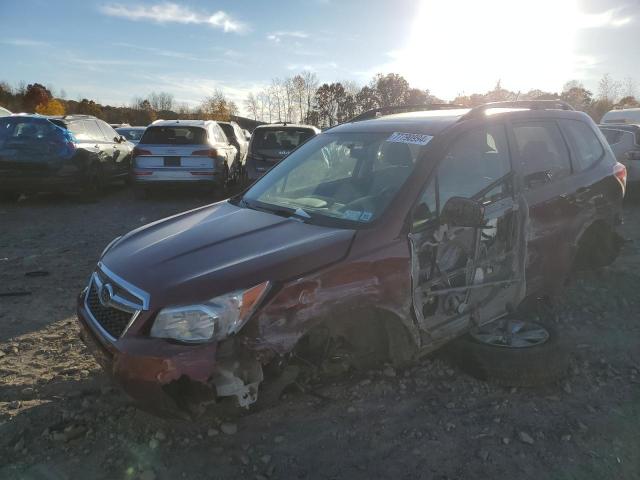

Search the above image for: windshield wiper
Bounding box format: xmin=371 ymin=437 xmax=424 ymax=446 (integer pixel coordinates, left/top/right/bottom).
xmin=239 ymin=198 xmax=312 ymax=221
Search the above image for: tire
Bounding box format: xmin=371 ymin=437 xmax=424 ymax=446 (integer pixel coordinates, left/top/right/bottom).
xmin=79 ymin=169 xmax=103 ymax=203
xmin=448 ymin=320 xmax=569 ymax=387
xmin=0 ymin=191 xmax=20 ymax=203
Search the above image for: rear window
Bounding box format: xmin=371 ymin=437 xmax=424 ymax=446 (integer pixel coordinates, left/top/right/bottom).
xmin=117 ymin=128 xmax=144 ymax=141
xmin=140 ymin=126 xmax=207 ymax=145
xmin=252 ymin=128 xmax=315 ymax=151
xmin=600 ymin=128 xmax=623 ymax=145
xmin=0 ymin=117 xmax=62 ymax=143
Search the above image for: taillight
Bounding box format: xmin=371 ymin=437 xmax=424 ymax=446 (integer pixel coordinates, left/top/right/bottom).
xmin=133 ymin=147 xmax=151 ymax=156
xmin=192 ymin=149 xmax=218 ymax=158
xmin=613 ymin=162 xmax=627 ymax=195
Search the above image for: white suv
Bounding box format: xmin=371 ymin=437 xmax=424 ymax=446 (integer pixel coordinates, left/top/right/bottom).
xmin=131 ymin=119 xmax=238 ymax=198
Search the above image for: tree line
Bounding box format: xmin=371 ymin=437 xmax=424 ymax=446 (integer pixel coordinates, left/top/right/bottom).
xmin=1 ymin=72 xmax=639 ymax=128
xmin=0 ymin=82 xmax=239 ymax=126
xmin=245 ymin=72 xmax=640 ymax=127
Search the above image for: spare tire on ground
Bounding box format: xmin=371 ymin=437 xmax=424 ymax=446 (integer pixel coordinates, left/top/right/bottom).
xmin=447 ymin=318 xmax=570 ymax=387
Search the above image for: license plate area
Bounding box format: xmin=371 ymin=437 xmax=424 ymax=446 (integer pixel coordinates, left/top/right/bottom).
xmin=164 ymin=156 xmax=180 ymax=167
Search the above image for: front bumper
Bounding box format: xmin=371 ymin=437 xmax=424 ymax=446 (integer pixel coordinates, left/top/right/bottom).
xmin=76 ymin=290 xmax=263 ymax=416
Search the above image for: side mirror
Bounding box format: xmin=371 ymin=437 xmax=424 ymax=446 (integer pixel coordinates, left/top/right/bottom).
xmin=441 ymin=196 xmax=484 ymax=227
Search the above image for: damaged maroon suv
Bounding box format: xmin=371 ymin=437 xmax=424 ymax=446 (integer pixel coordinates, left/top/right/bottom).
xmin=77 ymin=101 xmax=626 ymax=416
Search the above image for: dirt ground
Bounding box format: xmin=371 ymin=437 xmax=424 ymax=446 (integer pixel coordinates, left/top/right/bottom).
xmin=1 ymin=186 xmax=639 ymax=480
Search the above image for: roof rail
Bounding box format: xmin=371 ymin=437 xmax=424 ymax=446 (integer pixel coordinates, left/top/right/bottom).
xmin=349 ymin=103 xmax=465 ymax=123
xmin=462 ymin=100 xmax=574 ymax=119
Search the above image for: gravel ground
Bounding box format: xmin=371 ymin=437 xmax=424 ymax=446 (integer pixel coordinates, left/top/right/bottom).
xmin=1 ymin=186 xmax=639 ymax=480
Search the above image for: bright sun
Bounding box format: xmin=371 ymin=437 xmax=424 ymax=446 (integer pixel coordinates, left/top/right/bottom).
xmin=395 ymin=0 xmax=584 ymax=98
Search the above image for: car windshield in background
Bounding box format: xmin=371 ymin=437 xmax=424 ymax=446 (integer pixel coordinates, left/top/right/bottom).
xmin=252 ymin=129 xmax=314 ymax=151
xmin=140 ymin=126 xmax=207 ymax=145
xmin=242 ymin=131 xmax=428 ymax=225
xmin=0 ymin=116 xmax=61 ymax=143
xmin=117 ymin=128 xmax=144 ymax=142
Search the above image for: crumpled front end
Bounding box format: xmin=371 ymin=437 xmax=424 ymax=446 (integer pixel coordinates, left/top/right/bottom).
xmin=76 ymin=286 xmax=264 ymax=417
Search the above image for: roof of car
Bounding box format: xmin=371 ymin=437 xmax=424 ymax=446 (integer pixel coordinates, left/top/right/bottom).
xmin=330 ymin=101 xmax=586 ymax=136
xmin=254 ymin=123 xmax=319 ymax=132
xmin=599 ymin=123 xmax=640 ymax=132
xmin=150 ymin=119 xmax=213 ymax=127
xmin=329 ymin=109 xmax=470 ymax=135
xmin=116 ymin=126 xmax=146 ymax=130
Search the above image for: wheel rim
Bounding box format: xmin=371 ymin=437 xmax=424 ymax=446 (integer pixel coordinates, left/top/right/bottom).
xmin=470 ymin=319 xmax=549 ymax=348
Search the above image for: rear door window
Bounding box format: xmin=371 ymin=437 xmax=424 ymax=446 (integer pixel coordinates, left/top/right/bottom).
xmin=561 ymin=120 xmax=604 ymax=171
xmin=512 ymin=121 xmax=571 ymax=189
xmin=140 ymin=126 xmax=208 ymax=145
xmin=83 ymin=120 xmax=107 ymax=142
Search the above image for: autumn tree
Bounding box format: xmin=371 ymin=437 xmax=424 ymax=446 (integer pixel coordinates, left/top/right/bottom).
xmin=35 ymin=98 xmax=65 ymax=115
xmin=23 ymin=83 xmax=52 ymax=112
xmin=373 ymin=73 xmax=410 ymax=107
xmin=201 ymin=90 xmax=237 ymax=121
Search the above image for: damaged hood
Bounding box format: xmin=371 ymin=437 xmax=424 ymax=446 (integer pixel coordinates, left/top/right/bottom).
xmin=101 ymin=201 xmax=355 ymax=308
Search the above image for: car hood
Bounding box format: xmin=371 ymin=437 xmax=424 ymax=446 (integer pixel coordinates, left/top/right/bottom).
xmin=102 ymin=201 xmax=355 ymax=308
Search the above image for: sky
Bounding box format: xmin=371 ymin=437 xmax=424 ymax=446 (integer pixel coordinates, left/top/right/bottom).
xmin=1 ymin=0 xmax=639 ymax=114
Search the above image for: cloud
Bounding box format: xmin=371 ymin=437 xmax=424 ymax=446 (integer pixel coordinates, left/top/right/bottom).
xmin=579 ymin=7 xmax=633 ymax=28
xmin=1 ymin=38 xmax=50 ymax=47
xmin=286 ymin=61 xmax=338 ymax=72
xmin=100 ymin=2 xmax=247 ymax=33
xmin=267 ymin=31 xmax=309 ymax=43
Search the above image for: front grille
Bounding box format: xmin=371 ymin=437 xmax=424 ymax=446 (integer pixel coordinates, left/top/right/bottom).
xmin=86 ymin=282 xmax=133 ymax=339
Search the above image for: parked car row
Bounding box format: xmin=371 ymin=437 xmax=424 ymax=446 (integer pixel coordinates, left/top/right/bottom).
xmin=0 ymin=113 xmax=320 ymax=201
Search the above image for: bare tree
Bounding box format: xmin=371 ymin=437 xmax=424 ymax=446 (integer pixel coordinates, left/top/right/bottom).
xmin=302 ymin=71 xmax=319 ymax=124
xmin=245 ymin=92 xmax=259 ymax=121
xmin=148 ymin=91 xmax=174 ymax=112
xmin=598 ymin=73 xmax=621 ymax=103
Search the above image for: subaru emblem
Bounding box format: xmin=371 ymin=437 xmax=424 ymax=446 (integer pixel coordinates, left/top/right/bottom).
xmin=98 ymin=283 xmax=114 ymax=307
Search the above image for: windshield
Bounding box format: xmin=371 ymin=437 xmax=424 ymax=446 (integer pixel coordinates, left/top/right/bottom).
xmin=140 ymin=126 xmax=207 ymax=145
xmin=241 ymin=132 xmax=429 ymax=225
xmin=252 ymin=128 xmax=315 ymax=152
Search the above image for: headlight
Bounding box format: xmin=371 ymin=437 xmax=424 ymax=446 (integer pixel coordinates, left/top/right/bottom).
xmin=150 ymin=281 xmax=270 ymax=343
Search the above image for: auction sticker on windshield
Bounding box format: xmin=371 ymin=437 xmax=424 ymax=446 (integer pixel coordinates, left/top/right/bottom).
xmin=386 ymin=132 xmax=433 ymax=146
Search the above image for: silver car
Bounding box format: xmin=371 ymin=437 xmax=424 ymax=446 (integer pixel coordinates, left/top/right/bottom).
xmin=599 ymin=124 xmax=640 ymax=184
xmin=132 ymin=120 xmax=237 ymax=198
